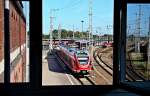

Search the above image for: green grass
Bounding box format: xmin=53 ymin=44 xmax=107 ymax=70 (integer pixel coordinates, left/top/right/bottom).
xmin=132 ymin=61 xmax=146 ymax=65
xmin=129 ymin=52 xmax=144 ymax=60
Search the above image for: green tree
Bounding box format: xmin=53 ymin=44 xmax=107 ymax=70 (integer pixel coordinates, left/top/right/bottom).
xmin=42 ymin=34 xmax=49 ymax=39
xmin=61 ymin=29 xmax=68 ymax=39
xmin=68 ymin=31 xmax=73 ymax=39
xmin=52 ymin=29 xmax=58 ymax=39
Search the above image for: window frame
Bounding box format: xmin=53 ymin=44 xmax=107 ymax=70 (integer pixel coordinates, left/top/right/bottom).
xmin=119 ymin=0 xmax=150 ymax=95
xmin=3 ymin=0 xmax=30 ymax=85
xmin=3 ymin=0 xmax=117 ymax=87
xmin=2 ymin=0 xmax=150 ymax=95
xmin=3 ymin=0 xmax=116 ymax=89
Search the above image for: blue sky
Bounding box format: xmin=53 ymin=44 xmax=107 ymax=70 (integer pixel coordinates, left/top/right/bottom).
xmin=22 ymin=1 xmax=29 ymax=32
xmin=127 ymin=4 xmax=150 ymax=36
xmin=42 ymin=0 xmax=114 ymax=35
xmin=21 ymin=1 xmax=150 ymax=37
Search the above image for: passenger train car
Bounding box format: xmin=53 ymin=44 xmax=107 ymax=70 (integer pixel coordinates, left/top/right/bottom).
xmin=99 ymin=41 xmax=113 ymax=47
xmin=56 ymin=44 xmax=93 ymax=75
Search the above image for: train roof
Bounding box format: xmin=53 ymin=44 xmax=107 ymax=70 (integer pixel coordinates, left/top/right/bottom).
xmin=59 ymin=45 xmax=89 ymax=56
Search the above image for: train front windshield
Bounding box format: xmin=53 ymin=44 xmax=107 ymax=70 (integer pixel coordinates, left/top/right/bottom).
xmin=75 ymin=40 xmax=89 ymax=50
xmin=77 ymin=51 xmax=89 ymax=65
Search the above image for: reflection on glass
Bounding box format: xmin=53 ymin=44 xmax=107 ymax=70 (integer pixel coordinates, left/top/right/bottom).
xmin=126 ymin=4 xmax=150 ymax=81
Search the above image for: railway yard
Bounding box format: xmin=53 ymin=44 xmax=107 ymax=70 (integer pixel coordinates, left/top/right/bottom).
xmin=42 ymin=40 xmax=149 ymax=85
xmin=42 ymin=45 xmax=114 ymax=85
xmin=0 ymin=0 xmax=150 ymax=95
xmin=126 ymin=40 xmax=149 ymax=81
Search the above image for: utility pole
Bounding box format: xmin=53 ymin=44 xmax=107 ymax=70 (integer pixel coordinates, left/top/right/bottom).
xmin=81 ymin=20 xmax=84 ymax=39
xmin=88 ymin=0 xmax=92 ymax=43
xmin=127 ymin=25 xmax=131 ymax=43
xmin=88 ymin=0 xmax=93 ymax=63
xmin=96 ymin=27 xmax=101 ymax=45
xmin=96 ymin=30 xmax=98 ymax=45
xmin=49 ymin=9 xmax=59 ymax=54
xmin=147 ymin=15 xmax=150 ymax=80
xmin=106 ymin=25 xmax=112 ymax=43
xmin=73 ymin=24 xmax=75 ymax=40
xmin=58 ymin=24 xmax=61 ymax=44
xmin=135 ymin=5 xmax=142 ymax=53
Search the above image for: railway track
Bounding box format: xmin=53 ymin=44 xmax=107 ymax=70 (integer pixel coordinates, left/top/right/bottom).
xmin=73 ymin=41 xmax=147 ymax=84
xmin=94 ymin=47 xmax=113 ymax=75
xmin=93 ymin=47 xmax=113 ymax=84
xmin=126 ymin=53 xmax=146 ymax=81
xmin=75 ymin=76 xmax=95 ymax=85
xmin=93 ymin=47 xmax=136 ymax=81
xmin=98 ymin=49 xmax=113 ymax=70
xmin=94 ymin=46 xmax=146 ymax=81
xmin=126 ymin=41 xmax=147 ymax=81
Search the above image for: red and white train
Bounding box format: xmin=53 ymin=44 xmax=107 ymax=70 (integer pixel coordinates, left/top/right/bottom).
xmin=56 ymin=44 xmax=93 ymax=74
xmin=99 ymin=41 xmax=113 ymax=47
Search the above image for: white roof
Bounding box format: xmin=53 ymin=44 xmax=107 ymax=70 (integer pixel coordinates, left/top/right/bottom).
xmin=75 ymin=40 xmax=89 ymax=44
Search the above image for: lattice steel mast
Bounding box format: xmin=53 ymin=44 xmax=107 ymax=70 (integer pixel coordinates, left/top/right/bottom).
xmin=88 ymin=0 xmax=92 ymax=42
xmin=73 ymin=24 xmax=75 ymax=40
xmin=88 ymin=0 xmax=93 ymax=63
xmin=135 ymin=5 xmax=142 ymax=52
xmin=58 ymin=24 xmax=61 ymax=44
xmin=147 ymin=15 xmax=150 ymax=79
xmin=49 ymin=9 xmax=58 ymax=53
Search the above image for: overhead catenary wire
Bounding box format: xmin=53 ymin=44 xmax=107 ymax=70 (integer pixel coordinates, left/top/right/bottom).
xmin=128 ymin=5 xmax=150 ymax=36
xmin=55 ymin=0 xmax=84 ymax=31
xmin=58 ymin=0 xmax=83 ymax=11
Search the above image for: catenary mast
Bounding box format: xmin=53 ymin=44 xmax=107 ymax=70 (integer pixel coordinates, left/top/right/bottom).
xmin=49 ymin=9 xmax=58 ymax=53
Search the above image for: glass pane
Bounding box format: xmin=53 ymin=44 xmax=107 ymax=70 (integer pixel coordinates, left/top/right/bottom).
xmin=9 ymin=1 xmax=30 ymax=83
xmin=0 ymin=0 xmax=4 ymax=83
xmin=126 ymin=4 xmax=150 ymax=81
xmin=42 ymin=0 xmax=113 ymax=85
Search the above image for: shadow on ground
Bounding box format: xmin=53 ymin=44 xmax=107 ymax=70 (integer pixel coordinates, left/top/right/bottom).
xmin=44 ymin=50 xmax=71 ymax=75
